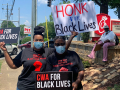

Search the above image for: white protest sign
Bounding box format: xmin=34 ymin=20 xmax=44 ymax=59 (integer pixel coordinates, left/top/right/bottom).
xmin=51 ymin=1 xmax=99 ymax=36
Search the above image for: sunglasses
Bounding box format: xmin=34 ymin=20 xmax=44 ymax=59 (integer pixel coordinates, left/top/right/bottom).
xmin=55 ymin=43 xmax=65 ymax=46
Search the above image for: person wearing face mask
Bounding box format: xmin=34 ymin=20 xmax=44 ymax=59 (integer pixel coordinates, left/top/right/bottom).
xmin=87 ymin=25 xmax=115 ymax=61
xmin=45 ymin=36 xmax=84 ymax=90
xmin=0 ymin=26 xmax=78 ymax=90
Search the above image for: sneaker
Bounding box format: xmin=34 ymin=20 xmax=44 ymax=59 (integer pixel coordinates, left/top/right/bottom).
xmin=102 ymin=59 xmax=107 ymax=62
xmin=87 ymin=55 xmax=95 ymax=59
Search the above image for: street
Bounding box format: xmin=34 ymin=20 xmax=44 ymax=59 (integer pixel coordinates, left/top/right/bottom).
xmin=0 ymin=48 xmax=21 ymax=60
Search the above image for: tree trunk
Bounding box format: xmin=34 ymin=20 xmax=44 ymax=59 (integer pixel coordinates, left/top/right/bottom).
xmin=100 ymin=0 xmax=108 ymax=14
xmin=100 ymin=4 xmax=108 ymax=14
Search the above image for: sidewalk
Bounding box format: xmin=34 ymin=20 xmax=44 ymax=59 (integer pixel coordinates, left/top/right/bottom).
xmin=0 ymin=59 xmax=23 ymax=90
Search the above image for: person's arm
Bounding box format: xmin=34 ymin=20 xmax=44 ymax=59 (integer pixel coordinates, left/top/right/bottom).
xmin=72 ymin=52 xmax=84 ymax=90
xmin=65 ymin=31 xmax=78 ymax=50
xmin=0 ymin=42 xmax=17 ymax=69
xmin=72 ymin=71 xmax=84 ymax=90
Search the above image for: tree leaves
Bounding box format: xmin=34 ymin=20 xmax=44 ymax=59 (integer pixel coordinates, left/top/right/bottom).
xmin=1 ymin=20 xmax=16 ymax=28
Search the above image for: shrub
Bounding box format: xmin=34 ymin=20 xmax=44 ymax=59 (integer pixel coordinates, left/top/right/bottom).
xmin=12 ymin=43 xmax=17 ymax=46
xmin=80 ymin=57 xmax=91 ymax=68
xmin=21 ymin=37 xmax=31 ymax=44
xmin=82 ymin=32 xmax=90 ymax=43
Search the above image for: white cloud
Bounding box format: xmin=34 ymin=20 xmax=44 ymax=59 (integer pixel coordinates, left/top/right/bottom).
xmin=24 ymin=20 xmax=30 ymax=26
xmin=38 ymin=0 xmax=47 ymax=4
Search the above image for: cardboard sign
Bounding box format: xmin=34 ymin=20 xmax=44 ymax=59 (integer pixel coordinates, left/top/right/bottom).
xmin=0 ymin=27 xmax=20 ymax=43
xmin=94 ymin=44 xmax=102 ymax=51
xmin=95 ymin=13 xmax=110 ymax=35
xmin=51 ymin=1 xmax=99 ymax=36
xmin=36 ymin=71 xmax=73 ymax=90
xmin=24 ymin=26 xmax=31 ymax=34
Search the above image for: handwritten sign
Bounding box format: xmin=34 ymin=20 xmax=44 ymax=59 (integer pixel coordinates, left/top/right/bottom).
xmin=36 ymin=71 xmax=73 ymax=90
xmin=0 ymin=27 xmax=20 ymax=43
xmin=51 ymin=1 xmax=99 ymax=36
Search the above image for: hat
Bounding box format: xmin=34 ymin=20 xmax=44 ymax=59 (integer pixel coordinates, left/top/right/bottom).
xmin=103 ymin=25 xmax=109 ymax=29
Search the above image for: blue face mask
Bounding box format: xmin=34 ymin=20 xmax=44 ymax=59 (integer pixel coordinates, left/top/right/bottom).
xmin=34 ymin=42 xmax=43 ymax=49
xmin=55 ymin=46 xmax=66 ymax=54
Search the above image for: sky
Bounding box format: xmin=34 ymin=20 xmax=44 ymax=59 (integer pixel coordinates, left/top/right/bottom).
xmin=0 ymin=0 xmax=118 ymax=27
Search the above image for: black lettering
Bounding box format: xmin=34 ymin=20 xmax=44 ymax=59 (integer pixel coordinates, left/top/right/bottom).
xmin=69 ymin=22 xmax=73 ymax=32
xmin=93 ymin=22 xmax=96 ymax=29
xmin=64 ymin=26 xmax=68 ymax=32
xmin=84 ymin=22 xmax=89 ymax=30
xmin=55 ymin=24 xmax=62 ymax=35
xmin=89 ymin=23 xmax=93 ymax=28
xmin=78 ymin=21 xmax=84 ymax=31
xmin=72 ymin=23 xmax=77 ymax=31
xmin=60 ymin=24 xmax=64 ymax=34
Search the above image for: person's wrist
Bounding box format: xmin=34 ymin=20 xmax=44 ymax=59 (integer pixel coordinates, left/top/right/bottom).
xmin=71 ymin=35 xmax=75 ymax=38
xmin=75 ymin=79 xmax=81 ymax=85
xmin=3 ymin=50 xmax=7 ymax=53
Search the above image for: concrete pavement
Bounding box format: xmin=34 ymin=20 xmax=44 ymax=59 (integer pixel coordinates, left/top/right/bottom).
xmin=0 ymin=49 xmax=23 ymax=90
xmin=0 ymin=59 xmax=23 ymax=90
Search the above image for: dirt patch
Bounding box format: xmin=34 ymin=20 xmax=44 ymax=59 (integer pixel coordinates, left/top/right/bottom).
xmin=95 ymin=75 xmax=120 ymax=90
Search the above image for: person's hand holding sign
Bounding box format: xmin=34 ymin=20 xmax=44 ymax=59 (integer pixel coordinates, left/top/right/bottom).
xmin=0 ymin=42 xmax=7 ymax=51
xmin=71 ymin=31 xmax=78 ymax=37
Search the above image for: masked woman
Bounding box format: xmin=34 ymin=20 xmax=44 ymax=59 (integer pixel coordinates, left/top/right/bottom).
xmin=0 ymin=26 xmax=77 ymax=90
xmin=87 ymin=25 xmax=115 ymax=61
xmin=45 ymin=36 xmax=84 ymax=90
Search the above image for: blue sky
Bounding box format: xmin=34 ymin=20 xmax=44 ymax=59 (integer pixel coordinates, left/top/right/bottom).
xmin=0 ymin=0 xmax=118 ymax=27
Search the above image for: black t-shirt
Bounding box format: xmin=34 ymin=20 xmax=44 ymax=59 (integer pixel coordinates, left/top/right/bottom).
xmin=45 ymin=50 xmax=84 ymax=89
xmin=12 ymin=48 xmax=55 ymax=90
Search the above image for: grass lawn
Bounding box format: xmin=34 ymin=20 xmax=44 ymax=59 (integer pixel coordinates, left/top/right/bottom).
xmin=107 ymin=84 xmax=120 ymax=90
xmin=0 ymin=60 xmax=3 ymax=72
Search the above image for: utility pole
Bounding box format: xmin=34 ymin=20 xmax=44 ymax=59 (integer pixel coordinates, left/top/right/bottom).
xmin=77 ymin=0 xmax=82 ymax=41
xmin=18 ymin=7 xmax=20 ymax=45
xmin=31 ymin=0 xmax=37 ymax=47
xmin=9 ymin=0 xmax=15 ymax=20
xmin=35 ymin=0 xmax=37 ymax=26
xmin=7 ymin=3 xmax=8 ymax=28
xmin=2 ymin=3 xmax=11 ymax=28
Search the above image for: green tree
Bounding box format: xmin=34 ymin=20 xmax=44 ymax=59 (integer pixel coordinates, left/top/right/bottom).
xmin=1 ymin=20 xmax=16 ymax=28
xmin=49 ymin=13 xmax=53 ymax=22
xmin=37 ymin=21 xmax=56 ymax=39
xmin=21 ymin=37 xmax=31 ymax=44
xmin=59 ymin=0 xmax=70 ymax=4
xmin=20 ymin=24 xmax=27 ymax=37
